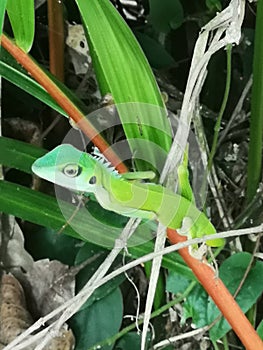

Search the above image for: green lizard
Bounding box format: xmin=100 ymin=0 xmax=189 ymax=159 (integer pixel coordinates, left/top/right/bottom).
xmin=32 ymin=144 xmax=224 ymax=248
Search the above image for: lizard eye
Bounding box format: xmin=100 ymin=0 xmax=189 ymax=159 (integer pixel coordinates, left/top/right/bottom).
xmin=89 ymin=176 xmax=96 ymax=184
xmin=63 ymin=164 xmax=82 ymax=177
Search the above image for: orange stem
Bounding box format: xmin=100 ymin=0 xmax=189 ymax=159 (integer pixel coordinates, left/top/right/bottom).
xmin=167 ymin=228 xmax=263 ymax=350
xmin=0 ymin=34 xmax=128 ymax=174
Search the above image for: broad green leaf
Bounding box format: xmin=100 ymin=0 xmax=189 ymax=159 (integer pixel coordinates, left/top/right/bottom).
xmin=74 ymin=244 xmax=125 ymax=310
xmin=76 ymin=0 xmax=166 ymax=106
xmin=0 ymin=0 xmax=7 ymax=36
xmin=182 ymin=284 xmax=208 ymax=327
xmin=181 ymin=253 xmax=263 ymax=339
xmin=76 ymin=0 xmax=172 ymax=172
xmin=6 ymin=0 xmax=34 ymax=52
xmin=166 ymin=271 xmax=192 ymax=294
xmin=86 ymin=201 xmax=128 ymax=228
xmin=208 ymin=252 xmax=263 ymax=340
xmin=70 ymin=288 xmax=123 ymax=350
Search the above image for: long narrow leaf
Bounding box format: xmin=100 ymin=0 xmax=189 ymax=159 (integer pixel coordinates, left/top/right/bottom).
xmin=0 ymin=180 xmax=120 ymax=244
xmin=0 ymin=47 xmax=89 ymax=118
xmin=0 ymin=136 xmax=46 ymax=173
xmin=0 ymin=180 xmax=194 ymax=279
xmin=6 ymin=0 xmax=34 ymax=52
xmin=76 ymin=0 xmax=172 ymax=172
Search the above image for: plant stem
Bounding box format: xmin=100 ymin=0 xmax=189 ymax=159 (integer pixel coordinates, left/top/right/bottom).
xmin=47 ymin=0 xmax=64 ymax=81
xmin=222 ymin=334 xmax=230 ymax=350
xmin=246 ymin=0 xmax=263 ymax=202
xmin=200 ymin=45 xmax=232 ymax=203
xmin=211 ymin=340 xmax=220 ymax=350
xmin=207 ymin=44 xmax=232 ymax=172
xmin=0 ymin=34 xmax=128 ymax=173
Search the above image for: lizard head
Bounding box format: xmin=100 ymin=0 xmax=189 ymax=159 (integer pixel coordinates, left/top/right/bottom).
xmin=32 ymin=144 xmax=98 ymax=193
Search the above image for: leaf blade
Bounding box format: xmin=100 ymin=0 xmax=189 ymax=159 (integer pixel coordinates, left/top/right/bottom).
xmin=76 ymin=0 xmax=172 ymax=171
xmin=6 ymin=0 xmax=35 ymax=52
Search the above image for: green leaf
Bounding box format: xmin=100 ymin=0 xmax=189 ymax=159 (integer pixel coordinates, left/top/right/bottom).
xmin=0 ymin=0 xmax=7 ymax=36
xmin=85 ymin=201 xmax=129 ymax=228
xmin=70 ymin=288 xmax=123 ymax=350
xmin=76 ymin=0 xmax=166 ymax=106
xmin=148 ymin=0 xmax=184 ymax=33
xmin=0 ymin=136 xmax=46 ymax=173
xmin=0 ymin=179 xmax=157 ymax=247
xmin=0 ymin=180 xmax=82 ymax=240
xmin=181 ymin=253 xmax=263 ymax=339
xmin=208 ymin=253 xmax=263 ymax=340
xmin=166 ymin=271 xmax=192 ymax=294
xmin=6 ymin=0 xmax=34 ymax=52
xmin=6 ymin=185 xmax=135 ymax=248
xmin=75 ymin=242 xmax=107 ymax=266
xmin=134 ymin=31 xmax=175 ymax=69
xmin=247 ymin=0 xmax=263 ymax=201
xmin=25 ymin=227 xmax=80 ymax=265
xmin=76 ymin=0 xmax=172 ymax=172
xmin=182 ymin=284 xmax=208 ymax=327
xmin=0 ymin=57 xmax=67 ymax=117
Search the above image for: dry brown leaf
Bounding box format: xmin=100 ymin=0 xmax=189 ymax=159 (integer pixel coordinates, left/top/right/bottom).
xmin=3 ymin=117 xmax=41 ymax=146
xmin=0 ymin=273 xmax=33 ymax=345
xmin=45 ymin=329 xmax=75 ymax=350
xmin=0 ymin=215 xmax=34 ymax=273
xmin=0 ymin=273 xmax=75 ymax=349
xmin=0 ymin=273 xmax=26 ymax=306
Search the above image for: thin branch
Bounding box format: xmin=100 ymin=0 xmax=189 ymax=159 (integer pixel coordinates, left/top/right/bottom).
xmin=218 ymin=75 xmax=252 ymax=146
xmin=153 ymin=327 xmax=209 ymax=349
xmin=140 ymin=223 xmax=167 ymax=349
